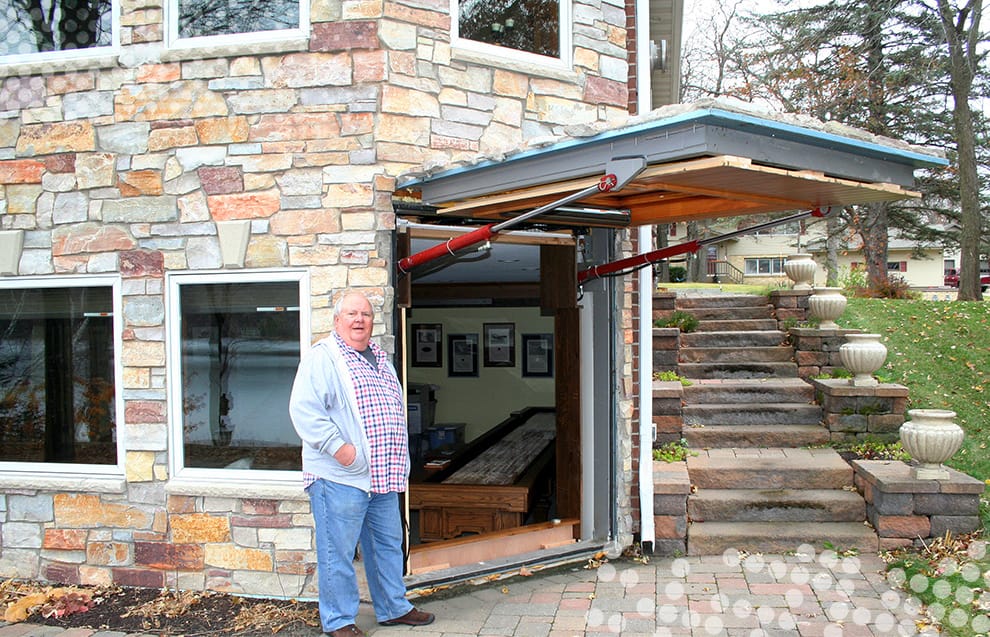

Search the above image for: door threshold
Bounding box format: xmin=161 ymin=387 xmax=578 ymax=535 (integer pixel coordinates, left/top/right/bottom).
xmin=405 ymin=537 xmax=605 ymax=594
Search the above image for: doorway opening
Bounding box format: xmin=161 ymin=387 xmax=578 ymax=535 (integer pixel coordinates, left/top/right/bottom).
xmin=396 ymin=224 xmax=589 ymax=576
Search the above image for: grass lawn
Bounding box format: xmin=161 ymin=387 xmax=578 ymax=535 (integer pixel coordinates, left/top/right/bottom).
xmin=817 ymin=296 xmax=990 ymax=637
xmin=840 ymin=298 xmax=990 ymax=485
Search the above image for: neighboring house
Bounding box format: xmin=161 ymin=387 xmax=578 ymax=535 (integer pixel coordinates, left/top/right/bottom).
xmin=0 ymin=0 xmax=943 ymax=599
xmin=697 ymin=218 xmax=949 ymax=290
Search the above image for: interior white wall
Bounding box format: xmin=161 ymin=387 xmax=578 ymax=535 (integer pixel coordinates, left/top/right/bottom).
xmin=406 ymin=306 xmax=555 ymax=442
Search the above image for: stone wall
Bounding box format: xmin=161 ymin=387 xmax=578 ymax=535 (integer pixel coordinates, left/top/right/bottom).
xmin=0 ymin=0 xmax=632 ymax=595
xmin=810 ymin=379 xmax=908 ymax=444
xmin=853 ymin=460 xmax=984 ymax=551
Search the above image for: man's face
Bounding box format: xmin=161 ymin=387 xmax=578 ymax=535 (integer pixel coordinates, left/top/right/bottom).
xmin=335 ymin=294 xmax=374 ymax=350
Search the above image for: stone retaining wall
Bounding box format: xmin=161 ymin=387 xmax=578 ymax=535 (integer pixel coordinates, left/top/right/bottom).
xmin=810 ymin=378 xmax=908 ymax=444
xmin=853 ymin=460 xmax=984 ymax=551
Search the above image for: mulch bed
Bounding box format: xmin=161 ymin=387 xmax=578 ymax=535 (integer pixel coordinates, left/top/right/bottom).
xmin=1 ymin=581 xmax=323 ymax=636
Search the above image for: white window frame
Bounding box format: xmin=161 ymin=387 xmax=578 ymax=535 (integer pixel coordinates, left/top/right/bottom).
xmin=744 ymin=257 xmax=787 ymax=276
xmin=166 ymin=269 xmax=310 ymax=487
xmin=0 ymin=0 xmax=120 ymax=66
xmin=450 ymin=0 xmax=573 ymax=70
xmin=165 ymin=0 xmax=310 ymax=49
xmin=0 ymin=275 xmax=125 ymax=487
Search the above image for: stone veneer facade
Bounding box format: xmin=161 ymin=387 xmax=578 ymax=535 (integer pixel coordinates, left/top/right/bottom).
xmin=0 ymin=0 xmax=637 ymax=597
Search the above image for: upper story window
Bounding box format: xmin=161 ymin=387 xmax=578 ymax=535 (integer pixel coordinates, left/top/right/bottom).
xmin=0 ymin=278 xmax=122 ymax=472
xmin=168 ymin=0 xmax=308 ymax=46
xmin=167 ymin=271 xmax=308 ymax=479
xmin=454 ymin=0 xmax=571 ymax=66
xmin=1 ymin=0 xmax=116 ymax=62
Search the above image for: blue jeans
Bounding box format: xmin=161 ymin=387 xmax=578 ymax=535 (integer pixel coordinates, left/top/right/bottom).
xmin=308 ymin=479 xmax=413 ymax=631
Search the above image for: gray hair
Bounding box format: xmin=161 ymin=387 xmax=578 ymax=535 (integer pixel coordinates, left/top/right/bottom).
xmin=333 ymin=289 xmax=374 ymax=319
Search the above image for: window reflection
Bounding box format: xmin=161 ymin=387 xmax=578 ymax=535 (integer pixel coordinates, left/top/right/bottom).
xmin=459 ymin=0 xmax=559 ymax=57
xmin=179 ymin=282 xmax=301 ymax=470
xmin=177 ymin=0 xmax=300 ymax=38
xmin=0 ymin=286 xmax=116 ymax=465
xmin=1 ymin=0 xmax=113 ymax=56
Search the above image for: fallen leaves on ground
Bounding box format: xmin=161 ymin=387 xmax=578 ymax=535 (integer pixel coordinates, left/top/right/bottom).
xmin=1 ymin=579 xmax=321 ymax=635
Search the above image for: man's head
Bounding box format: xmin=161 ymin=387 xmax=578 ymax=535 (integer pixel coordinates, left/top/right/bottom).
xmin=334 ymin=291 xmax=374 ymax=351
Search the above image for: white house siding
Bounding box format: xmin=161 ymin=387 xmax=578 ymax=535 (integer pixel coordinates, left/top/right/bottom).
xmin=0 ymin=0 xmax=633 ymax=597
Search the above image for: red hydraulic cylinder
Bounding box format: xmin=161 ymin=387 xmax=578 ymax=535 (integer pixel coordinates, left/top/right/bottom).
xmin=578 ymin=240 xmax=701 ymax=285
xmin=397 ymin=224 xmax=496 ymax=273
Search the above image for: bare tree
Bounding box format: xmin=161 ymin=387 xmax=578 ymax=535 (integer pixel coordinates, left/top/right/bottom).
xmin=932 ymin=0 xmax=985 ymax=300
xmin=5 ymin=0 xmax=111 ymax=54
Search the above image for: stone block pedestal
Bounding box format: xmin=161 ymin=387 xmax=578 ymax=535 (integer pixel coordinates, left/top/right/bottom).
xmin=810 ymin=378 xmax=908 ymax=443
xmin=852 ymin=459 xmax=985 ymax=550
xmin=652 ymin=459 xmax=691 ymax=555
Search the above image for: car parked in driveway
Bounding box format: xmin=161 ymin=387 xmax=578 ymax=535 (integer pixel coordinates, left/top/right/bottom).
xmin=944 ymin=268 xmax=990 ymax=290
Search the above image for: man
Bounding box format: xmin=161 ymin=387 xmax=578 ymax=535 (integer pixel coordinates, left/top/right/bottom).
xmin=290 ymin=291 xmax=435 ymax=637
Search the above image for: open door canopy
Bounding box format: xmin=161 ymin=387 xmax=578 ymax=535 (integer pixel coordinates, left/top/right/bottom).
xmin=394 ymin=101 xmax=947 ymax=229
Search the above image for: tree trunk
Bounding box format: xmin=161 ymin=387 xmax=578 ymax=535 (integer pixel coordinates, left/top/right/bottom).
xmin=861 ymin=202 xmax=890 ymax=289
xmin=936 ymin=0 xmax=983 ymax=301
xmin=656 ymin=224 xmax=670 ymax=282
xmin=686 ymin=222 xmax=705 ymax=282
xmin=825 ymin=215 xmax=841 ymax=287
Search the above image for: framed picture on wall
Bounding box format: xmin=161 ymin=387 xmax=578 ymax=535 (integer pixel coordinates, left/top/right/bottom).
xmin=411 ymin=323 xmax=442 ymax=367
xmin=447 ymin=333 xmax=479 ymax=377
xmin=483 ymin=322 xmax=515 ymax=367
xmin=522 ymin=333 xmax=553 ymax=377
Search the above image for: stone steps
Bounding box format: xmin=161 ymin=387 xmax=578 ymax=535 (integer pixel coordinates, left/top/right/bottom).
xmin=679 ymin=346 xmax=794 ymax=363
xmin=678 ymin=361 xmax=799 ymax=379
xmin=684 ymin=424 xmax=829 ymax=448
xmin=682 ymin=378 xmax=815 ymax=404
xmin=687 ymin=521 xmax=878 ymax=555
xmin=693 ymin=319 xmax=780 ymax=332
xmin=676 ymin=306 xmax=773 ymax=320
xmin=666 ymin=293 xmax=876 ymax=556
xmin=686 ymin=449 xmax=853 ymax=490
xmin=683 ymin=403 xmax=823 ymax=426
xmin=670 ymin=294 xmax=770 ymax=309
xmin=681 ymin=331 xmax=788 ymax=348
xmin=689 ymin=488 xmax=866 ymax=523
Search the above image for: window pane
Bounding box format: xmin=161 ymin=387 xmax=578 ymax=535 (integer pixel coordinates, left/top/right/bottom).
xmin=459 ymin=0 xmax=559 ymax=57
xmin=179 ymin=282 xmax=301 ymax=470
xmin=744 ymin=259 xmax=758 ymax=275
xmin=771 ymin=258 xmax=786 ymax=275
xmin=1 ymin=0 xmax=113 ymax=56
xmin=0 ymin=287 xmax=116 ymax=464
xmin=178 ymin=0 xmax=299 ymax=38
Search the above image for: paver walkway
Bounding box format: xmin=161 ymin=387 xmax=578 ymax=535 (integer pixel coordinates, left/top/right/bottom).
xmin=1 ymin=551 xmax=948 ymax=637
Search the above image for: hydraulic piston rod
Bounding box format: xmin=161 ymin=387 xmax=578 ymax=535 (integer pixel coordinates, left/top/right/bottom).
xmin=397 ymin=157 xmax=647 ymax=274
xmin=577 ymin=207 xmax=831 ymax=285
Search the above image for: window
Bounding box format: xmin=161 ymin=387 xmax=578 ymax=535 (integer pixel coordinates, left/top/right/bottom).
xmin=0 ymin=279 xmax=120 ymax=468
xmin=1 ymin=0 xmax=116 ymax=62
xmin=453 ymin=0 xmax=570 ymax=64
xmin=168 ymin=273 xmax=307 ymax=476
xmin=168 ymin=0 xmax=307 ymax=45
xmin=887 ymin=262 xmax=907 ymax=272
xmin=744 ymin=257 xmax=786 ymax=276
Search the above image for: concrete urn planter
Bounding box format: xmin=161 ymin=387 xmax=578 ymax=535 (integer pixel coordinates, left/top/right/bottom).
xmin=783 ymin=253 xmax=816 ymax=290
xmin=839 ymin=333 xmax=887 ymax=387
xmin=807 ymin=286 xmax=846 ymax=329
xmin=899 ymin=409 xmax=964 ymax=480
